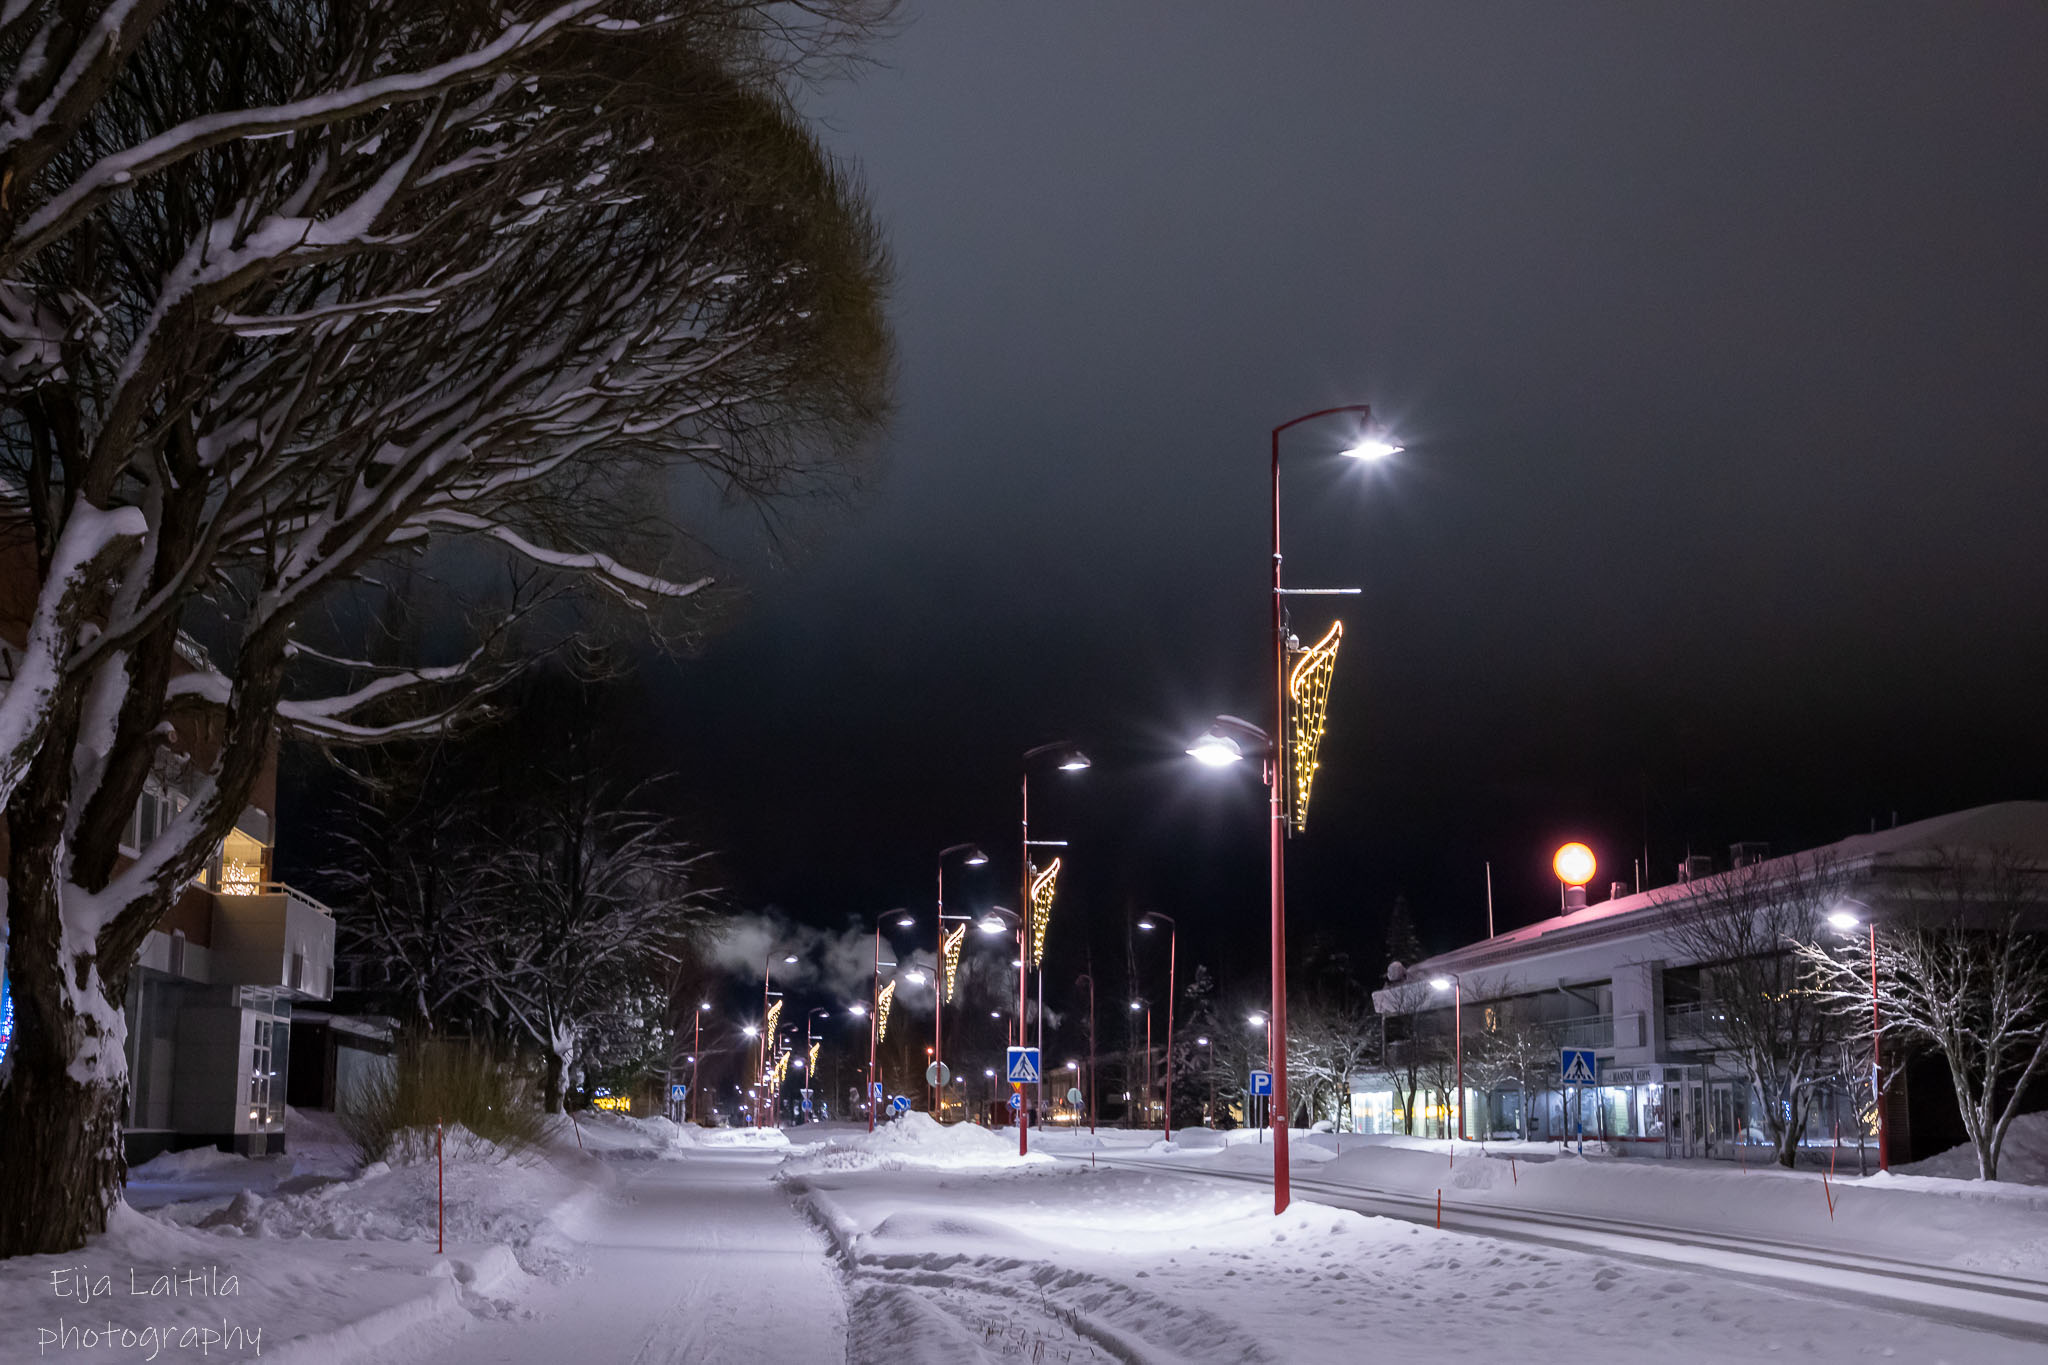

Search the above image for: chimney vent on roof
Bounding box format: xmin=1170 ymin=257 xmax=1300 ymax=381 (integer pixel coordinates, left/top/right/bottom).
xmin=1679 ymin=855 xmax=1715 ymax=883
xmin=1609 ymin=881 xmax=1631 ymax=902
xmin=1730 ymin=842 xmax=1770 ymax=869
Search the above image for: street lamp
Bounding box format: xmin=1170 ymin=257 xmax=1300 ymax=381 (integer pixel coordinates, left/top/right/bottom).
xmin=867 ymin=909 xmax=917 ymax=1133
xmin=1019 ymin=741 xmax=1090 ymax=1156
xmin=1074 ymin=971 xmax=1098 ymax=1134
xmin=1554 ymin=841 xmax=1597 ymax=912
xmin=1137 ymin=913 xmax=1179 ymax=1141
xmin=1196 ymin=1035 xmax=1215 ymax=1125
xmin=1247 ymin=1011 xmax=1271 ymax=1141
xmin=1128 ymin=999 xmax=1152 ymax=1127
xmin=1430 ymin=973 xmax=1466 ymax=1141
xmin=1209 ymin=402 xmax=1391 ymax=1214
xmin=1829 ymin=904 xmax=1887 ymax=1171
xmin=934 ymin=842 xmax=989 ymax=1122
xmin=691 ymin=1002 xmax=710 ymax=1125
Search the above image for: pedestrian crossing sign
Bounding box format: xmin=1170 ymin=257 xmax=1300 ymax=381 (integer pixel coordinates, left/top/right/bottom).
xmin=1006 ymin=1047 xmax=1041 ymax=1084
xmin=1560 ymin=1048 xmax=1599 ymax=1085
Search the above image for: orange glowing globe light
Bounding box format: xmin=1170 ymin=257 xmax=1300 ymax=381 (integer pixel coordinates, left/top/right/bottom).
xmin=1552 ymin=842 xmax=1597 ymax=887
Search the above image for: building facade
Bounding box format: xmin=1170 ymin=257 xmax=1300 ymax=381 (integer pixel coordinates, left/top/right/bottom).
xmin=1362 ymin=803 xmax=2048 ymax=1162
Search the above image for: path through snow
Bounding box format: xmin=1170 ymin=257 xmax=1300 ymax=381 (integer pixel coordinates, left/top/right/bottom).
xmin=379 ymin=1147 xmax=844 ymax=1365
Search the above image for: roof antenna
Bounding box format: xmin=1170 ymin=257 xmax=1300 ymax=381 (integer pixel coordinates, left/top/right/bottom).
xmin=1484 ymin=862 xmax=1495 ymax=939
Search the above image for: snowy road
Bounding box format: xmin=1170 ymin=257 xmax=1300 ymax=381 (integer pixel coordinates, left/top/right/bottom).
xmin=380 ymin=1148 xmax=844 ymax=1365
xmin=1064 ymin=1151 xmax=2048 ymax=1344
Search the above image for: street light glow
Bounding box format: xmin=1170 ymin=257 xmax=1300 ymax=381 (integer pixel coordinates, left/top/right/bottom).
xmin=1196 ymin=1036 xmax=1210 ymax=1046
xmin=1430 ymin=976 xmax=1453 ymax=992
xmin=903 ymin=969 xmax=927 ymax=984
xmin=895 ymin=914 xmax=916 ymax=928
xmin=1056 ymin=750 xmax=1092 ymax=771
xmin=782 ymin=953 xmax=800 ymax=964
xmin=1187 ymin=732 xmax=1244 ymax=766
xmin=964 ymin=848 xmax=989 ymax=866
xmin=1137 ymin=918 xmax=1158 ymax=931
xmin=1552 ymin=842 xmax=1597 ymax=887
xmin=1247 ymin=1013 xmax=1266 ymax=1025
xmin=978 ymin=915 xmax=1007 ymax=934
xmin=742 ymin=1025 xmax=759 ymax=1037
xmin=847 ymin=1003 xmax=867 ymax=1016
xmin=1129 ymin=1000 xmax=1143 ymax=1011
xmin=1828 ymin=910 xmax=1861 ymax=931
xmin=1340 ymin=437 xmax=1402 ymax=460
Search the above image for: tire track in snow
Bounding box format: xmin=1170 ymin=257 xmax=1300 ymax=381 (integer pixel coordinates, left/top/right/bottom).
xmin=788 ymin=1182 xmax=1274 ymax=1364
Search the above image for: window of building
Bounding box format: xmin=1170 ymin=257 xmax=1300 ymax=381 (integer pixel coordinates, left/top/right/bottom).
xmin=216 ymin=827 xmax=268 ymax=895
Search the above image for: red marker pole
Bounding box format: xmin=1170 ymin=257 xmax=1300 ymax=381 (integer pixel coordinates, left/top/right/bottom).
xmin=436 ymin=1118 xmax=444 ymax=1255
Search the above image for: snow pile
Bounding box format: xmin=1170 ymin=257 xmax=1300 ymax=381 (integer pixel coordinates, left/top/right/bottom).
xmin=1901 ymin=1111 xmax=2048 ymax=1184
xmin=780 ymin=1112 xmax=1057 ymax=1176
xmin=692 ymin=1123 xmax=793 ymax=1148
xmin=181 ymin=1124 xmax=596 ymax=1280
xmin=128 ymin=1144 xmax=251 ymax=1179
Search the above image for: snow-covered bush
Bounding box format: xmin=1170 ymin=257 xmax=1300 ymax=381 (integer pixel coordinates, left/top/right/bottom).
xmin=340 ymin=1037 xmax=546 ymax=1166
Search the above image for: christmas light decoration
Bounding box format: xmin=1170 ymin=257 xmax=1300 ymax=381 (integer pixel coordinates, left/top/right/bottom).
xmin=1029 ymin=858 xmax=1061 ymax=967
xmin=764 ymin=998 xmax=783 ymax=1039
xmin=1286 ymin=619 xmax=1343 ymax=832
xmin=876 ymin=980 xmax=896 ymax=1042
xmin=807 ymin=1040 xmax=821 ymax=1075
xmin=941 ymin=923 xmax=967 ymax=1002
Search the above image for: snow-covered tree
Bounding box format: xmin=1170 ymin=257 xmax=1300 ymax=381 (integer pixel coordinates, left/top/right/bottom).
xmin=1797 ymin=848 xmax=2048 ymax=1181
xmin=479 ymin=769 xmax=711 ymax=1111
xmin=0 ymin=0 xmax=889 ymax=1255
xmin=1664 ymin=853 xmax=1848 ymax=1167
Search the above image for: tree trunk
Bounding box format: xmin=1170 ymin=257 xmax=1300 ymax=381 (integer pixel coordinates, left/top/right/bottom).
xmin=543 ymin=1049 xmax=567 ymax=1113
xmin=0 ymin=929 xmax=131 ymax=1257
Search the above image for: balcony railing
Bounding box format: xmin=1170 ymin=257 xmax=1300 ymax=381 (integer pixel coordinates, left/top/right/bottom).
xmin=1665 ymin=1000 xmax=1733 ymax=1042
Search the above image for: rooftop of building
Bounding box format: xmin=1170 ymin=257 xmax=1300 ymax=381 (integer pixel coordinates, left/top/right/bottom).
xmin=1397 ymin=800 xmax=2048 ymax=983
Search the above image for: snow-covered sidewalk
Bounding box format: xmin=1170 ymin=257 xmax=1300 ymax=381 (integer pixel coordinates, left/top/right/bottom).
xmin=381 ymin=1145 xmax=845 ymax=1365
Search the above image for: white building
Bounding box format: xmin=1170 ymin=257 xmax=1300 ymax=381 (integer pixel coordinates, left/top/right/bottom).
xmin=1361 ymin=802 xmax=2048 ymax=1161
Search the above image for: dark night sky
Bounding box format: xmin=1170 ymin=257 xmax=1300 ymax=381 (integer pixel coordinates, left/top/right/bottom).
xmin=412 ymin=6 xmax=2048 ymax=1023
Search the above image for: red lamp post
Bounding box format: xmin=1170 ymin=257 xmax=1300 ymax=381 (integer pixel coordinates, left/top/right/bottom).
xmin=1138 ymin=914 xmax=1178 ymax=1141
xmin=1828 ymin=906 xmax=1888 ymax=1172
xmin=1018 ymin=742 xmax=1090 ymax=1157
xmin=1431 ymin=973 xmax=1465 ymax=1141
xmin=1185 ymin=403 xmax=1394 ymax=1214
xmin=1074 ymin=972 xmax=1098 ymax=1134
xmin=864 ymin=910 xmax=918 ymax=1132
xmin=934 ymin=843 xmax=989 ymax=1121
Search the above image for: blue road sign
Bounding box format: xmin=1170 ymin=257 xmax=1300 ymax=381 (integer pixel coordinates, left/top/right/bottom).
xmin=1560 ymin=1048 xmax=1599 ymax=1085
xmin=871 ymin=1081 xmax=884 ymax=1102
xmin=1007 ymin=1092 xmax=1022 ymax=1111
xmin=669 ymin=1084 xmax=687 ymax=1101
xmin=1248 ymin=1069 xmax=1274 ymax=1097
xmin=1006 ymin=1047 xmax=1041 ymax=1084
xmin=890 ymin=1095 xmax=911 ymax=1115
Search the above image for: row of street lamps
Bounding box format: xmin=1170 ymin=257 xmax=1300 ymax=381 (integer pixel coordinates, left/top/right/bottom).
xmin=727 ymin=407 xmax=1399 ymax=1212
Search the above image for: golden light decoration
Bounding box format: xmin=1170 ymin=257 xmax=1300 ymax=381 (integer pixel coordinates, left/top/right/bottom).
xmin=763 ymin=999 xmax=783 ymax=1039
xmin=220 ymin=857 xmax=260 ymax=895
xmin=1286 ymin=620 xmax=1343 ymax=833
xmin=876 ymin=980 xmax=896 ymax=1043
xmin=591 ymin=1095 xmax=632 ymax=1113
xmin=807 ymin=1040 xmax=821 ymax=1076
xmin=1028 ymin=858 xmax=1061 ymax=968
xmin=941 ymin=923 xmax=967 ymax=1003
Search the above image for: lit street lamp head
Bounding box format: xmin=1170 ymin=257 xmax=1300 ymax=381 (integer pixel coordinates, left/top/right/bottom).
xmin=742 ymin=1025 xmax=759 ymax=1038
xmin=1340 ymin=437 xmax=1402 ymax=460
xmin=964 ymin=848 xmax=990 ymax=866
xmin=1430 ymin=976 xmax=1453 ymax=992
xmin=782 ymin=953 xmax=800 ymax=964
xmin=1129 ymin=1000 xmax=1143 ymax=1012
xmin=1056 ymin=750 xmax=1091 ymax=771
xmin=902 ymin=969 xmax=927 ymax=984
xmin=1827 ymin=910 xmax=1862 ymax=931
